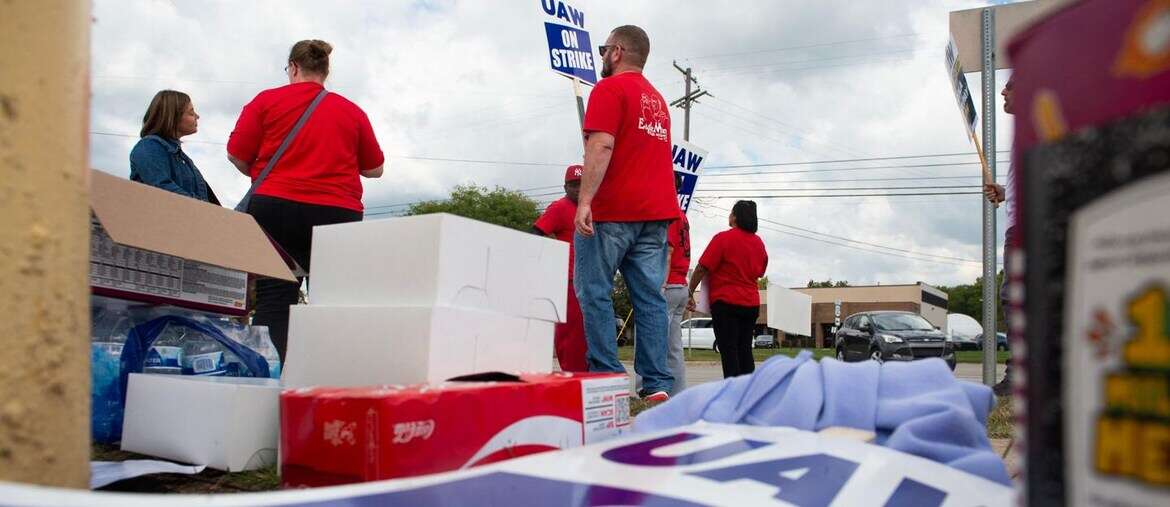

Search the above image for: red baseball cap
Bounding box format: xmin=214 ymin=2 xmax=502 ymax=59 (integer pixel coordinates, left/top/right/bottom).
xmin=565 ymin=164 xmax=583 ymax=182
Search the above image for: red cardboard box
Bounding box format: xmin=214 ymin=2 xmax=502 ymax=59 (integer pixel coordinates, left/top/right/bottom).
xmin=280 ymin=372 xmax=630 ymax=487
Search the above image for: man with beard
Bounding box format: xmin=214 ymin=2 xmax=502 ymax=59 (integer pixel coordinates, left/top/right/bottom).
xmin=575 ymin=25 xmax=677 ymax=403
xmin=533 ymin=164 xmax=587 ymax=372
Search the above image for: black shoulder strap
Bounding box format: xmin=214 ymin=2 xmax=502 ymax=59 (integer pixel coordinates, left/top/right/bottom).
xmin=234 ymin=89 xmax=329 ymax=212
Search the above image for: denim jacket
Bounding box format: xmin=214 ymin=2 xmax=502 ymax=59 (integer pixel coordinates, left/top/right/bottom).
xmin=129 ymin=135 xmax=218 ymax=204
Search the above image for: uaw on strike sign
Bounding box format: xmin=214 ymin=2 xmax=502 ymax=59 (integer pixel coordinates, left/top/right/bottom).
xmin=540 ymin=0 xmax=596 ymax=85
xmin=0 ymin=424 xmax=1012 ymax=506
xmin=673 ymin=139 xmax=707 ymax=213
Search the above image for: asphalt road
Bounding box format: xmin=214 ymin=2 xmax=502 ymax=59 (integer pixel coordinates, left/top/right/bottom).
xmin=622 ymin=361 xmax=1007 ymax=391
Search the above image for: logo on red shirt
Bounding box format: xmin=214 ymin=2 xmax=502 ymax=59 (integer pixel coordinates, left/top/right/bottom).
xmin=638 ymin=94 xmax=669 ymax=141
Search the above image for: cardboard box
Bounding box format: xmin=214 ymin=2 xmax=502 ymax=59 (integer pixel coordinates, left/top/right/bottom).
xmin=308 ymin=213 xmax=568 ymax=323
xmin=120 ymin=374 xmax=281 ymax=472
xmin=281 ymin=372 xmax=630 ymax=487
xmin=89 ymin=171 xmax=296 ymax=316
xmin=281 ymin=305 xmax=554 ymax=389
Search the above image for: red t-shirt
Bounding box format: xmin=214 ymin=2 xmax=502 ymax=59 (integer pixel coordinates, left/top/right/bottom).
xmin=582 ymin=72 xmax=678 ymax=223
xmin=533 ymin=197 xmax=577 ymax=280
xmin=666 ymin=211 xmax=691 ymax=285
xmin=698 ymin=227 xmax=768 ymax=307
xmin=227 ymin=82 xmax=384 ymax=212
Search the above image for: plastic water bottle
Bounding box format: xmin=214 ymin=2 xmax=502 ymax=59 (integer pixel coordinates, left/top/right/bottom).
xmin=182 ymin=330 xmax=227 ymax=376
xmin=90 ymin=298 xmax=132 ymax=442
xmin=246 ymin=326 xmax=281 ymax=379
xmin=144 ymin=325 xmax=185 ymax=375
xmin=91 ymin=302 xmax=131 ymax=359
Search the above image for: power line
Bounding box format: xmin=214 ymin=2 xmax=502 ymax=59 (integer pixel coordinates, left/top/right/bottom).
xmin=694 ymin=191 xmax=982 ymax=199
xmin=698 ymin=174 xmax=1004 ymax=185
xmin=701 ymin=46 xmax=931 ymax=75
xmin=693 ymin=109 xmax=845 ymax=160
xmin=697 ymin=52 xmax=932 ymax=82
xmin=756 ymin=222 xmax=976 ymax=267
xmin=706 ymin=151 xmax=1008 ymax=170
xmin=701 ymin=203 xmax=980 ymax=265
xmin=697 ymin=185 xmax=980 ymax=192
xmin=91 ymin=131 xmax=227 ymax=146
xmin=701 ymin=102 xmax=861 ymax=159
xmin=704 ymin=160 xmax=1010 ymax=177
xmin=391 ymin=156 xmax=564 ymax=167
xmin=91 ymin=130 xmax=572 ymax=168
xmin=683 ymin=33 xmax=923 ymax=60
xmin=706 ymin=96 xmax=863 ymax=157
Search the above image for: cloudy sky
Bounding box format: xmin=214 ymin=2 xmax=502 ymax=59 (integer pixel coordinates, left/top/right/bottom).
xmin=90 ymin=0 xmax=1019 ymax=288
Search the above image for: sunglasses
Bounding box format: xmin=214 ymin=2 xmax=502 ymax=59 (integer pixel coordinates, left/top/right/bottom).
xmin=598 ymin=44 xmax=624 ymax=57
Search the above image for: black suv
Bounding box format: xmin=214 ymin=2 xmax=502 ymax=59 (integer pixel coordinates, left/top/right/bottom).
xmin=833 ymin=311 xmax=956 ymax=370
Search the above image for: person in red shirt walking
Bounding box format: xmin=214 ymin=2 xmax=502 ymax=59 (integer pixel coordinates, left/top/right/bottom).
xmin=575 ymin=25 xmax=678 ymax=403
xmin=532 ymin=164 xmax=588 ymax=372
xmin=226 ymin=39 xmax=384 ymax=361
xmin=688 ymin=201 xmax=768 ymax=378
xmin=664 ymin=174 xmax=691 ymax=395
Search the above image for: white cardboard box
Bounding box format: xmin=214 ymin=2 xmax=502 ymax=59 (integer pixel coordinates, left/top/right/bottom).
xmin=308 ymin=213 xmax=569 ymax=323
xmin=120 ymin=374 xmax=281 ymax=472
xmin=281 ymin=305 xmax=554 ymax=389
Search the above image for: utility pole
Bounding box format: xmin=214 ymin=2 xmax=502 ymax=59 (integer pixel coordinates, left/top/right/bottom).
xmin=671 ymin=61 xmax=710 ymax=142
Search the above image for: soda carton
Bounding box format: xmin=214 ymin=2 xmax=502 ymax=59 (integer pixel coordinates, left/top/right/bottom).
xmin=281 ymin=372 xmax=630 ymax=487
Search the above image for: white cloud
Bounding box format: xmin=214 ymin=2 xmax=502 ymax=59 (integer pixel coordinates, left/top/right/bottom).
xmin=91 ymin=0 xmax=1010 ymax=287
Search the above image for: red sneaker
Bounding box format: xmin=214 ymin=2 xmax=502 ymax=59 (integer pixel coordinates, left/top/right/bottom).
xmin=641 ymin=391 xmax=669 ymax=405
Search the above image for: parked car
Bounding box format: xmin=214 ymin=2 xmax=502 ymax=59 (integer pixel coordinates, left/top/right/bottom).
xmin=949 ymin=332 xmax=981 ymax=351
xmin=754 ymin=334 xmax=776 ymax=348
xmin=974 ymin=332 xmax=1010 ymax=351
xmin=680 ymin=318 xmax=717 ymax=350
xmin=679 ymin=318 xmax=757 ymax=351
xmin=834 ymin=311 xmax=956 ymax=370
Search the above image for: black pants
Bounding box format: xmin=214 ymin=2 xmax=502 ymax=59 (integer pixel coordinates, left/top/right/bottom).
xmin=247 ymin=195 xmax=362 ymax=361
xmin=711 ymin=301 xmax=759 ymax=378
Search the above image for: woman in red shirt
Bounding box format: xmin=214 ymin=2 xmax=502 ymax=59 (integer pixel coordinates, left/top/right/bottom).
xmin=687 ymin=201 xmax=768 ymax=378
xmin=227 ymin=39 xmax=385 ymax=361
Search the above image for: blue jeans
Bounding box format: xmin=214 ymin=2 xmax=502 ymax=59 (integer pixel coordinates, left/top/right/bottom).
xmin=574 ymin=221 xmax=673 ymax=394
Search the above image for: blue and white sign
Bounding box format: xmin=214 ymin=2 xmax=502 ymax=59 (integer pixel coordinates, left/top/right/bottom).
xmin=945 ymin=38 xmax=978 ymax=136
xmin=541 ymin=1 xmax=597 ymax=85
xmin=0 ymin=424 xmax=1012 ymax=506
xmin=672 ymin=140 xmax=708 ymax=213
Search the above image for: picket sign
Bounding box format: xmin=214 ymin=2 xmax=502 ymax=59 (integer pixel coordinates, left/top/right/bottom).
xmin=0 ymin=423 xmax=1011 ymax=506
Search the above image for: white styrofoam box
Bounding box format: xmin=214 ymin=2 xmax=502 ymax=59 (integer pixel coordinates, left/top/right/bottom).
xmin=308 ymin=213 xmax=569 ymax=323
xmin=120 ymin=374 xmax=280 ymax=472
xmin=281 ymin=305 xmax=555 ymax=389
xmin=766 ymin=283 xmax=813 ymax=336
xmin=524 ymin=319 xmax=555 ymax=373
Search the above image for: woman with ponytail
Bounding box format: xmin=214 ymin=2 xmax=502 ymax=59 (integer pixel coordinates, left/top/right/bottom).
xmin=227 ymin=39 xmax=385 ymax=361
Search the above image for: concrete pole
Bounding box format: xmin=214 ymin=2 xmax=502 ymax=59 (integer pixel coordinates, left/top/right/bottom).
xmin=0 ymin=0 xmax=92 ymax=488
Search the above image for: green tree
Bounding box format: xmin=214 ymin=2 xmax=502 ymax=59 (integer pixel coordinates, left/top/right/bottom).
xmin=807 ymin=279 xmax=850 ymax=288
xmin=612 ymin=273 xmax=632 ymax=322
xmin=937 ymin=270 xmax=1006 ymax=331
xmin=407 ymin=184 xmax=541 ymax=231
xmin=758 ymin=276 xmax=769 ymax=290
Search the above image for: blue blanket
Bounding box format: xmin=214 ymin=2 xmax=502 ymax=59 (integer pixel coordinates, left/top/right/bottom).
xmin=633 ymin=352 xmax=1010 ymax=485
